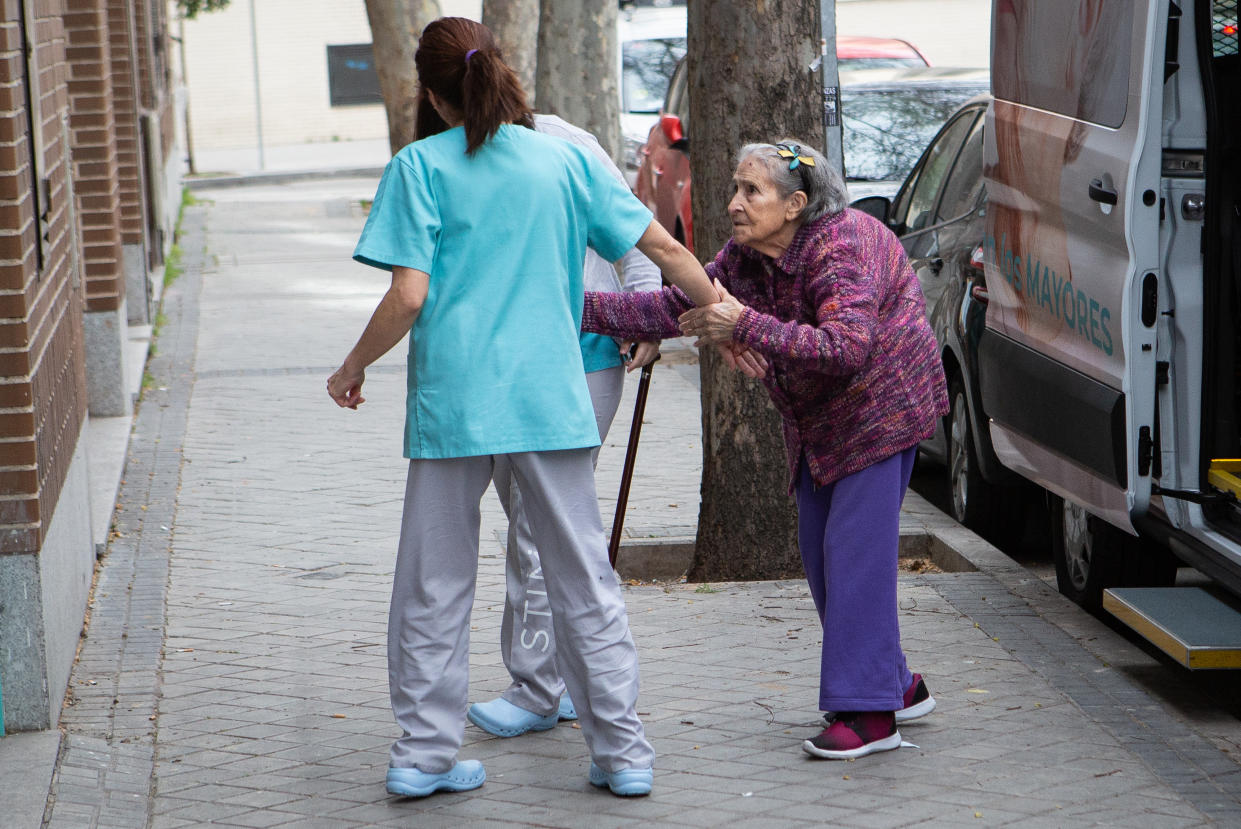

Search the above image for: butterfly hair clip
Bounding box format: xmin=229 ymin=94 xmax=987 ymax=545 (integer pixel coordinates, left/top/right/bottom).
xmin=775 ymin=144 xmax=815 ymax=170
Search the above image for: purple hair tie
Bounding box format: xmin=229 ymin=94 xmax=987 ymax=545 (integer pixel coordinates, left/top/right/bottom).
xmin=465 ymin=49 xmax=478 ymax=63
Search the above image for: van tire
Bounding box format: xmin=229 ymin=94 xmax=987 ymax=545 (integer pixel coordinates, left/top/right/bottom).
xmin=1050 ymin=495 xmax=1121 ymax=610
xmin=946 ymin=376 xmax=993 ymax=533
xmin=1049 ymin=496 xmax=1178 ymax=610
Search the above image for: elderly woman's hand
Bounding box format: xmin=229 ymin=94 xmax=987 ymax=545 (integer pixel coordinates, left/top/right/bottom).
xmin=717 ymin=343 xmax=768 ymax=379
xmin=679 ymin=279 xmax=744 ymax=344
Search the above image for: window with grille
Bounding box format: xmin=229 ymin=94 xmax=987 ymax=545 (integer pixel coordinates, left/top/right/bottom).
xmin=326 ymin=44 xmax=383 ymax=107
xmin=1215 ymin=0 xmax=1239 ymax=57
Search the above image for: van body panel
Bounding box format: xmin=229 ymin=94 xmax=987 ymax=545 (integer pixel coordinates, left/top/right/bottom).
xmin=984 ymin=0 xmax=1168 ymax=529
xmin=989 ymin=421 xmax=1134 ymax=530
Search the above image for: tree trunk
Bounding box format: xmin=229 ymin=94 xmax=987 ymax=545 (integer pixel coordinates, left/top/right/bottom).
xmin=364 ymin=0 xmax=441 ymax=155
xmin=686 ymin=0 xmax=825 ymax=582
xmin=482 ymin=0 xmax=539 ymax=106
xmin=535 ymin=0 xmax=621 ymax=165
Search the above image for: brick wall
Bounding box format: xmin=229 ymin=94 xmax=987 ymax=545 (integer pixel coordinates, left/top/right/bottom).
xmin=64 ymin=0 xmax=123 ymax=315
xmin=105 ymin=0 xmax=143 ymax=245
xmin=0 ymin=1 xmax=88 ymax=556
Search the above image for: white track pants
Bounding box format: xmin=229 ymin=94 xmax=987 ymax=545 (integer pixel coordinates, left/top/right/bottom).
xmin=492 ymin=366 xmax=624 ymax=716
xmin=387 ymin=436 xmax=652 ymax=775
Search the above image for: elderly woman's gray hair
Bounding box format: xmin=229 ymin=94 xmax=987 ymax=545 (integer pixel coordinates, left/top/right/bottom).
xmin=736 ymin=139 xmax=847 ymax=224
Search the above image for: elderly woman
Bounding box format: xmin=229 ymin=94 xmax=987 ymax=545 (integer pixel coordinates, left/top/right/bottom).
xmin=583 ymin=140 xmax=948 ymax=760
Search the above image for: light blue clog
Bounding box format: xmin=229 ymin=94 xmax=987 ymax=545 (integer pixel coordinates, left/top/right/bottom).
xmin=467 ymin=697 xmax=557 ymax=737
xmin=588 ymin=762 xmax=653 ymax=797
xmin=385 ymin=760 xmax=485 ymax=797
xmin=557 ymin=694 xmax=577 ymax=721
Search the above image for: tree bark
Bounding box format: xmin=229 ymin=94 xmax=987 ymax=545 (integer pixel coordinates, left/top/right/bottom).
xmin=687 ymin=0 xmax=825 ymax=582
xmin=535 ymin=0 xmax=621 ymax=165
xmin=482 ymin=0 xmax=539 ymax=106
xmin=364 ymin=0 xmax=441 ymax=155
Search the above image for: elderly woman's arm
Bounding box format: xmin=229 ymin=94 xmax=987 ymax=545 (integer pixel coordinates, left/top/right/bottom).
xmin=682 ymin=256 xmax=880 ymax=375
xmin=583 ymin=284 xmax=693 ymax=341
xmin=583 ymin=219 xmax=710 ymax=340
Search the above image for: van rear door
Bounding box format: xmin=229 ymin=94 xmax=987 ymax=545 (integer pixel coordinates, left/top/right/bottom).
xmin=982 ymin=0 xmax=1165 ymax=531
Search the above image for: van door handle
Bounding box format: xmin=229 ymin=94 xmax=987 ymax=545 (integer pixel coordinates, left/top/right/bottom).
xmin=1089 ymin=178 xmax=1118 ymax=205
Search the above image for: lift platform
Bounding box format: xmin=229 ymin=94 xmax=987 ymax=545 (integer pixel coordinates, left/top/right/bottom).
xmin=1207 ymin=458 xmax=1241 ymax=500
xmin=1103 ymin=587 xmax=1241 ymax=669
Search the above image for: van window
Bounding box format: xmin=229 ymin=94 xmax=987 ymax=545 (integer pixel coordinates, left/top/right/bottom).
xmin=991 ymin=0 xmax=1132 ymax=128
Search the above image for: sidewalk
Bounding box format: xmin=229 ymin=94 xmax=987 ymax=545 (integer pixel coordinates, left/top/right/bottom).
xmin=16 ymin=175 xmax=1241 ymax=828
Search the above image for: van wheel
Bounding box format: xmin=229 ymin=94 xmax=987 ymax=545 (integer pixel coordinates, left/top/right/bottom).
xmin=1050 ymin=495 xmax=1120 ymax=610
xmin=1048 ymin=495 xmax=1178 ymax=608
xmin=947 ymin=376 xmax=992 ymax=532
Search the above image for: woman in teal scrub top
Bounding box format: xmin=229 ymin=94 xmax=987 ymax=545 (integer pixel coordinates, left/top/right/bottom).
xmin=326 ymin=17 xmax=738 ymax=801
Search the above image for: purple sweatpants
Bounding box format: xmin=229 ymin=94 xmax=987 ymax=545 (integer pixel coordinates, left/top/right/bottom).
xmin=795 ymin=447 xmax=917 ymax=712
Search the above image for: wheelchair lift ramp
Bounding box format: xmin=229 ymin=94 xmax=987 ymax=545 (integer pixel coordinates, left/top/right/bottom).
xmin=1103 ymin=587 xmax=1241 ymax=669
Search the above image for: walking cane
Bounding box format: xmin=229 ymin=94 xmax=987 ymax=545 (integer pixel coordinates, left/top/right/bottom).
xmin=608 ymin=355 xmax=660 ymax=568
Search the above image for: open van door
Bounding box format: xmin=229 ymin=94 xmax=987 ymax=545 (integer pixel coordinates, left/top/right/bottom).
xmin=982 ymin=0 xmax=1165 ymax=532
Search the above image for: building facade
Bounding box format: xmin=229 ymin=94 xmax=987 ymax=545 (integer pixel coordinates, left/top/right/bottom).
xmin=1 ymin=0 xmax=181 ymax=734
xmin=181 ymin=0 xmax=479 ymax=166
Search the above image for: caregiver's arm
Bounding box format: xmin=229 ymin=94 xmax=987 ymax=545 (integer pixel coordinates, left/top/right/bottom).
xmin=327 ymin=265 xmax=428 ymax=409
xmin=634 ymin=221 xmax=720 ymax=307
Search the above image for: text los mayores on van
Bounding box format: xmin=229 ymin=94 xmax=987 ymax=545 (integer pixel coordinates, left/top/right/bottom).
xmin=983 ymin=233 xmax=1115 ymax=357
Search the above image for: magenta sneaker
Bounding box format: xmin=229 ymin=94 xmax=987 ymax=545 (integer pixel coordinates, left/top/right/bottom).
xmin=803 ymin=712 xmax=901 ymax=760
xmin=896 ymin=673 xmax=936 ymax=722
xmin=823 ymin=674 xmax=936 ymax=726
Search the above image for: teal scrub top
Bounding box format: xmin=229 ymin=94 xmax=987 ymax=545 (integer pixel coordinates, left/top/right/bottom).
xmin=580 ymin=332 xmax=624 ymax=373
xmin=353 ymin=124 xmax=653 ymax=459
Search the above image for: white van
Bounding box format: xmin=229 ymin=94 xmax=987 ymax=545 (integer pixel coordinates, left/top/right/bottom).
xmin=983 ymin=0 xmax=1241 ymax=667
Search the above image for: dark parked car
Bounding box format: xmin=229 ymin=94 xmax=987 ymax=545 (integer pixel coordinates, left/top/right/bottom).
xmin=636 ymin=63 xmax=989 ymax=253
xmin=851 ymin=95 xmax=1013 ymax=534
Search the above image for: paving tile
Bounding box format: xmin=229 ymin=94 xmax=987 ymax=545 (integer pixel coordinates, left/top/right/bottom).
xmin=41 ymin=177 xmax=1241 ymax=829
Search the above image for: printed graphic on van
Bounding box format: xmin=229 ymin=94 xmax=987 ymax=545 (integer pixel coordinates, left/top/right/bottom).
xmin=983 ymin=233 xmax=1114 ymax=356
xmin=985 ymin=0 xmax=1140 ymax=388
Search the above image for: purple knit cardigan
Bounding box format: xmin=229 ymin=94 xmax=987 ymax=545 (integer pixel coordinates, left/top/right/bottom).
xmin=582 ymin=208 xmax=949 ymax=493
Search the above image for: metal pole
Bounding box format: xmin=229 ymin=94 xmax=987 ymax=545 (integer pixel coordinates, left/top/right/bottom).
xmin=177 ymin=17 xmax=196 ymax=175
xmin=249 ymin=0 xmax=265 ymax=170
xmin=818 ymin=0 xmax=844 ymax=177
xmin=608 ymin=358 xmax=658 ymax=568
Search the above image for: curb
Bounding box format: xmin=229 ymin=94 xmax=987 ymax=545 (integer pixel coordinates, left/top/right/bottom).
xmin=185 ymin=165 xmax=384 ymax=190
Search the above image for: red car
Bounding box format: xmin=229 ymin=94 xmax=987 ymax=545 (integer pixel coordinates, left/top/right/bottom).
xmin=636 ymin=37 xmax=932 ymax=253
